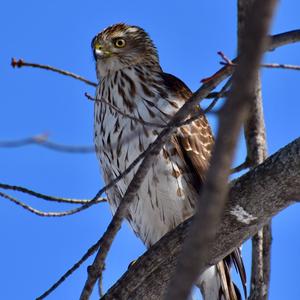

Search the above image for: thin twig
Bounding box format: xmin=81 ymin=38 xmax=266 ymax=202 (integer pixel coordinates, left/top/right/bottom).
xmin=230 ymin=159 xmax=250 ymax=174
xmin=261 ymin=63 xmax=300 ymax=70
xmin=0 ymin=133 xmax=94 ymax=153
xmin=87 ymin=92 xmax=222 ymax=142
xmin=36 ymin=238 xmax=102 ymax=300
xmin=0 ymin=191 xmax=104 ymax=217
xmin=203 ymin=77 xmax=232 ymax=113
xmin=218 ymin=51 xmax=300 ymax=72
xmin=85 ymin=93 xmax=166 ymax=128
xmin=11 ymin=58 xmax=97 ymax=87
xmin=0 ymin=183 xmax=105 ymax=204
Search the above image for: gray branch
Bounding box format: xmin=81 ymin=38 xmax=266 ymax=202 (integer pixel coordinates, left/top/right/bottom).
xmin=165 ymin=1 xmax=277 ymax=298
xmin=102 ymin=137 xmax=300 ymax=299
xmin=238 ymin=1 xmax=272 ymax=299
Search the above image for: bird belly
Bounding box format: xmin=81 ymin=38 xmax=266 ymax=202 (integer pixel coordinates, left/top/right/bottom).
xmin=95 ymin=103 xmax=195 ymax=247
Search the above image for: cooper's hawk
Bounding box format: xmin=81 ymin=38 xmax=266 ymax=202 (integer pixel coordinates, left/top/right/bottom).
xmin=92 ymin=23 xmax=246 ymax=300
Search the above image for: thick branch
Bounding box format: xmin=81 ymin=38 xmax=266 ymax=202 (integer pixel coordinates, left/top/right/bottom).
xmin=102 ymin=137 xmax=300 ymax=299
xmin=165 ymin=1 xmax=277 ymax=298
xmin=238 ymin=1 xmax=272 ymax=299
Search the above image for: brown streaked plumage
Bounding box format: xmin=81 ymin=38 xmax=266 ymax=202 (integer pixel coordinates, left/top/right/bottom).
xmin=92 ymin=23 xmax=246 ymax=300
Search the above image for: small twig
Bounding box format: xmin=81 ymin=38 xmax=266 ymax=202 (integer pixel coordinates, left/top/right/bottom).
xmin=230 ymin=159 xmax=250 ymax=174
xmin=203 ymin=77 xmax=232 ymax=113
xmin=11 ymin=58 xmax=97 ymax=87
xmin=0 ymin=191 xmax=104 ymax=217
xmin=36 ymin=238 xmax=102 ymax=300
xmin=87 ymin=89 xmax=224 ymax=144
xmin=205 ymin=91 xmax=230 ymax=99
xmin=0 ymin=133 xmax=94 ymax=153
xmin=0 ymin=182 xmax=105 ymax=204
xmin=218 ymin=51 xmax=300 ymax=72
xmin=85 ymin=93 xmax=165 ymax=128
xmin=218 ymin=51 xmax=235 ymax=65
xmin=261 ymin=62 xmax=300 ymax=71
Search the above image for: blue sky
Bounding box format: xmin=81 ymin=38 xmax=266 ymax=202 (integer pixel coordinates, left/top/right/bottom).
xmin=1 ymin=1 xmax=299 ymax=299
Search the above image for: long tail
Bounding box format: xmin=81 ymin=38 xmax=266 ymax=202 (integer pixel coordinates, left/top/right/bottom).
xmin=196 ymin=248 xmax=247 ymax=300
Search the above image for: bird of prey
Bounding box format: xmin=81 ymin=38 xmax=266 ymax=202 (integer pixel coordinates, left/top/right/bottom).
xmin=92 ymin=23 xmax=246 ymax=300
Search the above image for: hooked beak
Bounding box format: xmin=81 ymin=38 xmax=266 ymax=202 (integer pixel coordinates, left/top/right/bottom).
xmin=94 ymin=47 xmax=113 ymax=60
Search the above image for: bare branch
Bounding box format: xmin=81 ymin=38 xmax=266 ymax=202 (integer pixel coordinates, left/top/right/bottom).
xmin=238 ymin=1 xmax=273 ymax=298
xmin=261 ymin=63 xmax=300 ymax=71
xmin=0 ymin=191 xmax=105 ymax=217
xmin=220 ymin=60 xmax=300 ymax=72
xmin=219 ymin=50 xmax=300 ymax=72
xmin=85 ymin=93 xmax=166 ymax=128
xmin=165 ymin=1 xmax=277 ymax=299
xmin=0 ymin=133 xmax=95 ymax=153
xmin=203 ymin=77 xmax=232 ymax=114
xmin=0 ymin=182 xmax=105 ymax=205
xmin=36 ymin=238 xmax=102 ymax=300
xmin=102 ymin=137 xmax=300 ymax=299
xmin=11 ymin=58 xmax=97 ymax=87
xmin=268 ymin=29 xmax=300 ymax=49
xmin=230 ymin=159 xmax=250 ymax=174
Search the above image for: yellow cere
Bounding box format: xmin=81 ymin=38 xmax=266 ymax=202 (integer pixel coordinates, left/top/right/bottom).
xmin=94 ymin=43 xmax=102 ymax=50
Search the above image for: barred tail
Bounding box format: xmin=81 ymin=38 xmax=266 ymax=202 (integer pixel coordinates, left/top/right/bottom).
xmin=196 ymin=249 xmax=246 ymax=300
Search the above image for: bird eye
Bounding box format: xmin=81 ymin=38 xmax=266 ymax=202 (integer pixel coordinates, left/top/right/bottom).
xmin=114 ymin=38 xmax=126 ymax=48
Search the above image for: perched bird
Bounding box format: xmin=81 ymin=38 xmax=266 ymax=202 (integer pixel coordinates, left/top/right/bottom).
xmin=92 ymin=23 xmax=246 ymax=299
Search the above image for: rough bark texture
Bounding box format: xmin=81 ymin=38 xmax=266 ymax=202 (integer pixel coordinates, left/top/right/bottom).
xmin=238 ymin=1 xmax=273 ymax=299
xmin=164 ymin=1 xmax=277 ymax=299
xmin=102 ymin=137 xmax=300 ymax=299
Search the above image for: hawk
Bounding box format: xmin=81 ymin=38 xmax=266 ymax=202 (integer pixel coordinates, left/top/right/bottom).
xmin=92 ymin=23 xmax=246 ymax=300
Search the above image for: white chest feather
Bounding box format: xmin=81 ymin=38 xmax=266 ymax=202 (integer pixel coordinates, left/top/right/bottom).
xmin=94 ymin=66 xmax=195 ymax=247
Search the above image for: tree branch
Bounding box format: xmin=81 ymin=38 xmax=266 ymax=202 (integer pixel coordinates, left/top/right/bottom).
xmin=102 ymin=137 xmax=300 ymax=299
xmin=165 ymin=1 xmax=277 ymax=298
xmin=0 ymin=182 xmax=105 ymax=204
xmin=238 ymin=1 xmax=273 ymax=299
xmin=0 ymin=191 xmax=105 ymax=217
xmin=0 ymin=133 xmax=95 ymax=153
xmin=11 ymin=58 xmax=97 ymax=87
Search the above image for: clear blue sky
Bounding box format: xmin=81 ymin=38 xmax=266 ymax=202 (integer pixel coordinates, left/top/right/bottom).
xmin=1 ymin=1 xmax=299 ymax=299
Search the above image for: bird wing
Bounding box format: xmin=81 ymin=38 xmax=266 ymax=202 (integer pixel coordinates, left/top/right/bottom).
xmin=162 ymin=72 xmax=247 ymax=300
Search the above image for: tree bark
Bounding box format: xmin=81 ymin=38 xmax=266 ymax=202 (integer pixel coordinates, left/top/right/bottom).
xmin=238 ymin=1 xmax=273 ymax=299
xmin=102 ymin=137 xmax=300 ymax=299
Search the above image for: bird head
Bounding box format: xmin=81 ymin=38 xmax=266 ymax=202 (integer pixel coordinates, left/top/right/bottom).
xmin=91 ymin=23 xmax=159 ymax=78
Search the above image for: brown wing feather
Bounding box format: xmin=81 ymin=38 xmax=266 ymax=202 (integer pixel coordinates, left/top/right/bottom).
xmin=162 ymin=72 xmax=247 ymax=300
